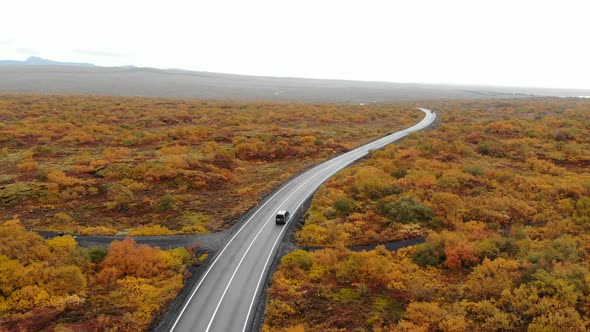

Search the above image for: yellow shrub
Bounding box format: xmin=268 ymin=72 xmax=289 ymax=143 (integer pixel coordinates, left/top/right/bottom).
xmin=129 ymin=225 xmax=175 ymax=236
xmin=18 ymin=160 xmax=39 ymax=172
xmin=53 ymin=212 xmax=72 ymax=223
xmin=89 ymin=159 xmax=108 ymax=168
xmin=78 ymin=226 xmax=117 ymax=236
xmin=159 ymin=145 xmax=189 ymax=155
xmin=47 ymin=170 xmax=82 ymax=186
xmin=102 ymin=147 xmax=131 ymax=161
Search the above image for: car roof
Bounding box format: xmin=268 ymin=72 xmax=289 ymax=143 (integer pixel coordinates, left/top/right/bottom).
xmin=277 ymin=210 xmax=288 ymax=215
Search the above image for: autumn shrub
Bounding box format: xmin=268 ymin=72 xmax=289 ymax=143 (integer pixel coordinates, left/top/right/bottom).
xmin=78 ymin=226 xmax=117 ymax=236
xmin=573 ymin=196 xmax=590 ymax=227
xmin=333 ymin=197 xmax=357 ymax=217
xmin=295 ymin=224 xmax=329 ymax=246
xmin=554 ymin=130 xmax=572 ymax=141
xmin=281 ymin=250 xmax=313 ymax=271
xmin=32 ymin=145 xmax=53 ymax=156
xmin=377 ymin=198 xmax=434 ymax=225
xmin=476 ymin=141 xmax=505 ymax=157
xmin=463 ymin=165 xmax=483 ymax=176
xmin=53 ymin=212 xmax=72 ymax=224
xmin=212 ymin=151 xmax=236 ymax=169
xmin=392 ymin=167 xmax=408 ymax=179
xmin=80 ymin=246 xmax=108 ymax=263
xmin=463 ymin=258 xmax=521 ymax=300
xmin=17 ymin=160 xmax=38 ymax=172
xmin=159 ymin=144 xmax=189 ymax=155
xmin=265 ymin=246 xmax=438 ymax=330
xmin=0 ymin=219 xmax=194 ymax=330
xmin=47 ymin=169 xmax=82 ymax=186
xmin=270 ymin=98 xmax=590 ymax=331
xmin=349 ymin=167 xmax=395 ymax=200
xmin=179 ymin=212 xmax=210 ymax=234
xmin=0 ymin=94 xmax=416 ymax=235
xmin=157 ymin=194 xmax=175 ymax=212
xmin=412 ymin=242 xmax=444 ymax=267
xmin=129 ymin=225 xmax=175 ymax=236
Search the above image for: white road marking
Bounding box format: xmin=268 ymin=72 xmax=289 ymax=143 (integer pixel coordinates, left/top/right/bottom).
xmin=171 ymin=108 xmax=436 ymax=331
xmin=172 ymin=126 xmax=385 ymax=332
xmin=205 ymin=158 xmax=344 ymax=332
xmin=170 ymin=150 xmax=354 ymax=331
xmin=170 ymin=174 xmax=304 ymax=331
xmin=240 ymin=161 xmax=350 ymax=332
xmin=240 ymin=108 xmax=435 ymax=331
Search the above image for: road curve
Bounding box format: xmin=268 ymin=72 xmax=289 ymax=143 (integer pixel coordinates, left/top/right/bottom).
xmin=169 ymin=108 xmax=437 ymax=332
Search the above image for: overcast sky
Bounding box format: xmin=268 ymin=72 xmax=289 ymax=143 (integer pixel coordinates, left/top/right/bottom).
xmin=1 ymin=0 xmax=589 ymax=89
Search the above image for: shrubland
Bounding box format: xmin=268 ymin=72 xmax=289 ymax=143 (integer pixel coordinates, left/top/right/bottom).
xmin=0 ymin=94 xmax=420 ymax=330
xmin=0 ymin=94 xmax=417 ymax=234
xmin=264 ymin=98 xmax=590 ymax=331
xmin=0 ymin=218 xmax=196 ymax=331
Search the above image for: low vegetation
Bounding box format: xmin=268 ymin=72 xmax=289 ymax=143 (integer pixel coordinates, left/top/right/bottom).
xmin=0 ymin=218 xmax=197 ymax=331
xmin=0 ymin=94 xmax=417 ymax=235
xmin=0 ymin=94 xmax=422 ymax=330
xmin=264 ymin=98 xmax=590 ymax=331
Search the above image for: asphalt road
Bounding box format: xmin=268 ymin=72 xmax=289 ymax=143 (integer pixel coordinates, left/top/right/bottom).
xmin=169 ymin=108 xmax=437 ymax=332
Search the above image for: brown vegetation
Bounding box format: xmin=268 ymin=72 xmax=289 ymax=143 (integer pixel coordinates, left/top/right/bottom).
xmin=0 ymin=218 xmax=195 ymax=331
xmin=0 ymin=94 xmax=422 ymax=331
xmin=0 ymin=94 xmax=417 ymax=235
xmin=264 ymin=98 xmax=590 ymax=331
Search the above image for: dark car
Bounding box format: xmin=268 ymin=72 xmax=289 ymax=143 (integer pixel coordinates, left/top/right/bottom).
xmin=275 ymin=210 xmax=290 ymax=225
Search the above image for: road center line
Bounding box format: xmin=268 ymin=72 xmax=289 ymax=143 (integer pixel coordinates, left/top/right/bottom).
xmin=171 ymin=135 xmax=370 ymax=331
xmin=170 ymin=171 xmax=313 ymax=331
xmin=171 ymin=108 xmax=436 ymax=331
xmin=240 ymin=161 xmax=351 ymax=332
xmin=240 ymin=108 xmax=435 ymax=331
xmin=205 ymin=157 xmax=345 ymax=332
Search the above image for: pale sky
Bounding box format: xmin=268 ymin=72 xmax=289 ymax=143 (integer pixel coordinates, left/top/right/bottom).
xmin=1 ymin=0 xmax=589 ymax=89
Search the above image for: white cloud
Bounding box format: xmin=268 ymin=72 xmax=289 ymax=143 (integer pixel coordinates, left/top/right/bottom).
xmin=1 ymin=0 xmax=589 ymax=89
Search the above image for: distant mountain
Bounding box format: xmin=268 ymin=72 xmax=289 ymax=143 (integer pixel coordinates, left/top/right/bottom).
xmin=0 ymin=59 xmax=589 ymax=102
xmin=0 ymin=56 xmax=95 ymax=67
xmin=0 ymin=59 xmax=23 ymax=65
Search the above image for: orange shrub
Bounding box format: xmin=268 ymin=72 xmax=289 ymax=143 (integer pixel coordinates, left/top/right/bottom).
xmin=17 ymin=160 xmax=38 ymax=172
xmin=159 ymin=145 xmax=189 ymax=155
xmin=47 ymin=170 xmax=82 ymax=186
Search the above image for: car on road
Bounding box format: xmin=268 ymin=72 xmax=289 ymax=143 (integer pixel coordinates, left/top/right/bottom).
xmin=275 ymin=210 xmax=290 ymax=225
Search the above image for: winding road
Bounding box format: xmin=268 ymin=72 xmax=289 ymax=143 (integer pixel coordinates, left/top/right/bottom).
xmin=169 ymin=108 xmax=436 ymax=332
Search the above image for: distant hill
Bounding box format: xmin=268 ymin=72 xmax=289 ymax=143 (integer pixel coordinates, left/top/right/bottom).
xmin=0 ymin=56 xmax=95 ymax=67
xmin=0 ymin=58 xmax=589 ymax=102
